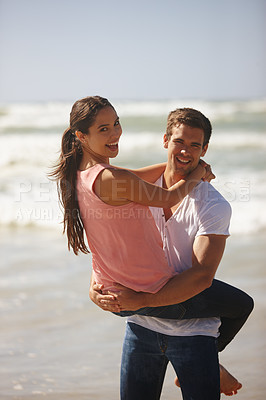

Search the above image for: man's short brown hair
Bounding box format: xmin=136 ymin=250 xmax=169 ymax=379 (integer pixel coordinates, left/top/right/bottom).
xmin=166 ymin=108 xmax=212 ymax=147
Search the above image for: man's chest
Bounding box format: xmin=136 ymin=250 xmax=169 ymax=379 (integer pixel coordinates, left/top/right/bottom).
xmin=163 ymin=202 xmax=182 ymax=221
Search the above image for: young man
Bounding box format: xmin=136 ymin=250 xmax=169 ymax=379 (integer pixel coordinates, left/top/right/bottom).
xmin=90 ymin=108 xmax=252 ymax=399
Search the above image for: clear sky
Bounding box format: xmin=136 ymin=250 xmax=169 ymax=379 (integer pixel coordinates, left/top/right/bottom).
xmin=0 ymin=0 xmax=265 ymax=103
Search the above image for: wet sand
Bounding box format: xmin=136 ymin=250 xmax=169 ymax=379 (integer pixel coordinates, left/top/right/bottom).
xmin=0 ymin=227 xmax=265 ymax=399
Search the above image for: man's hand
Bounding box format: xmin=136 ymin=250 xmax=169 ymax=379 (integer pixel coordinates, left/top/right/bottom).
xmin=108 ymin=284 xmax=145 ymax=311
xmin=89 ymin=281 xmax=121 ymax=312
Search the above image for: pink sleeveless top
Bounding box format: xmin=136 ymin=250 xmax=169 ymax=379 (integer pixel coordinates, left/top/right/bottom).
xmin=76 ymin=164 xmax=175 ymax=293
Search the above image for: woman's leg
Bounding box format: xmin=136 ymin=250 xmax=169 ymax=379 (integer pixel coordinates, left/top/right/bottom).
xmin=114 ymin=279 xmax=254 ymax=351
xmin=180 ymin=280 xmax=254 ymax=351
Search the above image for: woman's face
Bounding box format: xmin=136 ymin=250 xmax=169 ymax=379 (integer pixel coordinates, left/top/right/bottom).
xmin=81 ymin=106 xmax=122 ymax=160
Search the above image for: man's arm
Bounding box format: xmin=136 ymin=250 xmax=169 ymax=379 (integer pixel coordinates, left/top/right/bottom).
xmin=141 ymin=234 xmax=227 ymax=308
xmin=97 ymin=234 xmax=227 ymax=311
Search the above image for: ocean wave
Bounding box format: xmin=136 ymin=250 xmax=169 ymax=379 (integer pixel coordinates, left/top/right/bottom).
xmin=115 ymin=99 xmax=266 ymax=120
xmin=0 ymin=168 xmax=266 ymax=236
xmin=210 ymin=131 xmax=266 ymax=148
xmin=0 ymin=99 xmax=265 ymax=237
xmin=118 ymin=131 xmax=266 ymax=153
xmin=0 ymin=102 xmax=70 ymax=132
xmin=1 ymin=195 xmax=265 ymax=236
xmin=0 ymin=132 xmax=61 ymax=168
xmin=0 ymin=130 xmax=265 ymax=173
xmin=0 ymin=99 xmax=265 ymax=133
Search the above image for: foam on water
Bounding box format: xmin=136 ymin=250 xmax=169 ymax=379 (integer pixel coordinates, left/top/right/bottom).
xmin=0 ymin=98 xmax=265 ymax=131
xmin=0 ymin=102 xmax=70 ymax=131
xmin=1 ymin=100 xmax=265 ymax=400
xmin=0 ymin=99 xmax=265 ymax=235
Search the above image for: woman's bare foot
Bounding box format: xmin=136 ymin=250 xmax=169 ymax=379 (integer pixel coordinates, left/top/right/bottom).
xmin=220 ymin=364 xmax=242 ymax=396
xmin=174 ymin=364 xmax=242 ymax=396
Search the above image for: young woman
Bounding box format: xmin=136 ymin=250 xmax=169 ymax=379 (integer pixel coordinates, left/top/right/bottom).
xmin=51 ymin=96 xmax=253 ymax=351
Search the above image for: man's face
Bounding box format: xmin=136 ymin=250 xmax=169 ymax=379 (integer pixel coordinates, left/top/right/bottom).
xmin=164 ymin=123 xmax=208 ymax=177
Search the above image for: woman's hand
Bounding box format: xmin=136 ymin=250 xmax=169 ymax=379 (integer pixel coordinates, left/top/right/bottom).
xmin=89 ymin=279 xmax=146 ymax=312
xmin=199 ymin=160 xmax=216 ymax=182
xmin=89 ymin=282 xmax=121 ymax=312
xmin=108 ymin=284 xmax=146 ymax=311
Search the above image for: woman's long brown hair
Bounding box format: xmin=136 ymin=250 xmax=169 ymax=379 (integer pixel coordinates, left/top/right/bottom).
xmin=50 ymin=96 xmax=113 ymax=255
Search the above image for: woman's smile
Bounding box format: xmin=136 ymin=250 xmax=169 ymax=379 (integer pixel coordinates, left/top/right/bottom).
xmin=106 ymin=141 xmax=119 ymax=151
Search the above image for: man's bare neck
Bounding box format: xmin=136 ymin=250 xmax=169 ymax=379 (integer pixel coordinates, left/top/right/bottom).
xmin=162 ymin=170 xmax=186 ymax=221
xmin=163 ymin=170 xmax=184 ymax=189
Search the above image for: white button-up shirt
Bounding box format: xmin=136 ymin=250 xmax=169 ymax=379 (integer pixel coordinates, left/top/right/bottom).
xmin=128 ymin=176 xmax=231 ymax=337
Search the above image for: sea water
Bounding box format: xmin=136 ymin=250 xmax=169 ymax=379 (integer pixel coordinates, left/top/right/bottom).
xmin=0 ymin=99 xmax=266 ymax=399
xmin=1 ymin=99 xmax=266 ymax=233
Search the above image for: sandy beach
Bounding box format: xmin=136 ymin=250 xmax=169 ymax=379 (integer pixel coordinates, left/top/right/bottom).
xmin=1 ymin=99 xmax=265 ymax=399
xmin=0 ymin=226 xmax=265 ymax=400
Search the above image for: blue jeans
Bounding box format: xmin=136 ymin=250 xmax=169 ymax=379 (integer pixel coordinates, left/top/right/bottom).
xmin=120 ymin=322 xmax=220 ymax=400
xmin=114 ymin=279 xmax=254 ymax=352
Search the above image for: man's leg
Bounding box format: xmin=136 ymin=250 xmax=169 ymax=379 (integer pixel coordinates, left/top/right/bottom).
xmin=120 ymin=322 xmax=168 ymax=400
xmin=166 ymin=335 xmax=220 ymax=400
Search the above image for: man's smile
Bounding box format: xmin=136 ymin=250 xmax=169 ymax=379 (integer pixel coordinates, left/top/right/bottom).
xmin=176 ymin=156 xmax=191 ymax=165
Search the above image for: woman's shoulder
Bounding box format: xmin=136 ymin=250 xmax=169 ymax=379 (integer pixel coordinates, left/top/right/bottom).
xmin=78 ymin=162 xmax=109 ymax=173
